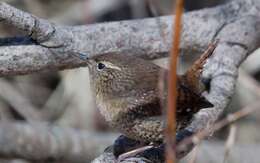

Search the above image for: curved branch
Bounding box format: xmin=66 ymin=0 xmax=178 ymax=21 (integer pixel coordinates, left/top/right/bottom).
xmin=0 ymin=0 xmax=257 ymax=75
xmin=188 ymin=16 xmax=260 ymax=132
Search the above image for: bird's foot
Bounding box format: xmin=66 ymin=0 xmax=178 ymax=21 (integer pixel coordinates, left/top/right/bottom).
xmin=135 ymin=144 xmax=165 ymax=162
xmin=112 ymin=135 xmax=147 ymax=158
xmin=117 ymin=145 xmax=155 ymax=162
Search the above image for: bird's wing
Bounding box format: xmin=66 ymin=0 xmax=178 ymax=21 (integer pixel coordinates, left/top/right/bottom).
xmin=124 ymin=75 xmax=213 ymax=118
xmin=125 ymin=90 xmax=163 ymax=116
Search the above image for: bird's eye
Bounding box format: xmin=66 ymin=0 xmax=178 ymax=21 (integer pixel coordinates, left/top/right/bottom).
xmin=97 ymin=62 xmax=106 ymax=70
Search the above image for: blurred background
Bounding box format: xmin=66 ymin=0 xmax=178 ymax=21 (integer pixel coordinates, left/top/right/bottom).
xmin=0 ymin=0 xmax=259 ymax=163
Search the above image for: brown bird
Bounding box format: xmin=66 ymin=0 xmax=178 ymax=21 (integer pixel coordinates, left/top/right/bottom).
xmin=86 ymin=42 xmax=216 ymax=144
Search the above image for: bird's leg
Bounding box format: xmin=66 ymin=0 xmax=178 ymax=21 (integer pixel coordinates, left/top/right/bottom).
xmin=117 ymin=145 xmax=155 ymax=162
xmin=112 ymin=135 xmax=153 ymax=162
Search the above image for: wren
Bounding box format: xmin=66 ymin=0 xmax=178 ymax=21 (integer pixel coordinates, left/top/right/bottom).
xmin=87 ymin=42 xmax=217 ymax=143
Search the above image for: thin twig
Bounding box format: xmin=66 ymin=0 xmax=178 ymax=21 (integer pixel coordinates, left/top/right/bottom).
xmin=167 ymin=0 xmax=184 ymax=162
xmin=188 ymin=145 xmax=200 ymax=163
xmin=40 ymin=80 xmax=70 ymax=122
xmin=178 ymin=101 xmax=260 ymax=153
xmin=0 ymin=78 xmax=43 ymax=122
xmin=223 ymin=124 xmax=237 ymax=163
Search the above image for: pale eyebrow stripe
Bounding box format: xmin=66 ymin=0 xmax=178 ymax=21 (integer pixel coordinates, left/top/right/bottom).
xmin=102 ymin=61 xmax=122 ymax=71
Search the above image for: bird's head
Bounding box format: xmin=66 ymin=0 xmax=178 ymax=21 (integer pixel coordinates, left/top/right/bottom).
xmin=86 ymin=53 xmax=160 ymax=100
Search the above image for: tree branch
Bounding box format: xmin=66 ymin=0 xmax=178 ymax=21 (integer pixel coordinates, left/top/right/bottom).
xmin=0 ymin=0 xmax=257 ymax=75
xmin=0 ymin=2 xmax=70 ymax=47
xmin=0 ymin=122 xmax=117 ymax=163
xmin=0 ymin=78 xmax=42 ymax=122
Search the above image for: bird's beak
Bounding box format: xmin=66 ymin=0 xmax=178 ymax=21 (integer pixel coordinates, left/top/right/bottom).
xmin=71 ymin=52 xmax=93 ymax=67
xmin=86 ymin=59 xmax=95 ymax=67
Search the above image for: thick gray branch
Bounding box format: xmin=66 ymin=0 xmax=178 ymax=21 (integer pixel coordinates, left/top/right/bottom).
xmin=0 ymin=122 xmax=117 ymax=163
xmin=0 ymin=0 xmax=258 ymax=75
xmin=189 ymin=16 xmax=260 ymax=132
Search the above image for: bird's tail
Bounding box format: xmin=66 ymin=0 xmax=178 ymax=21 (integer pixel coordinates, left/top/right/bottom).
xmin=182 ymin=40 xmax=219 ymax=94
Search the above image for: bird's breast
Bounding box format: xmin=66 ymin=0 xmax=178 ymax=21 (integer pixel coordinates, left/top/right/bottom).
xmin=96 ymin=95 xmax=127 ymax=125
